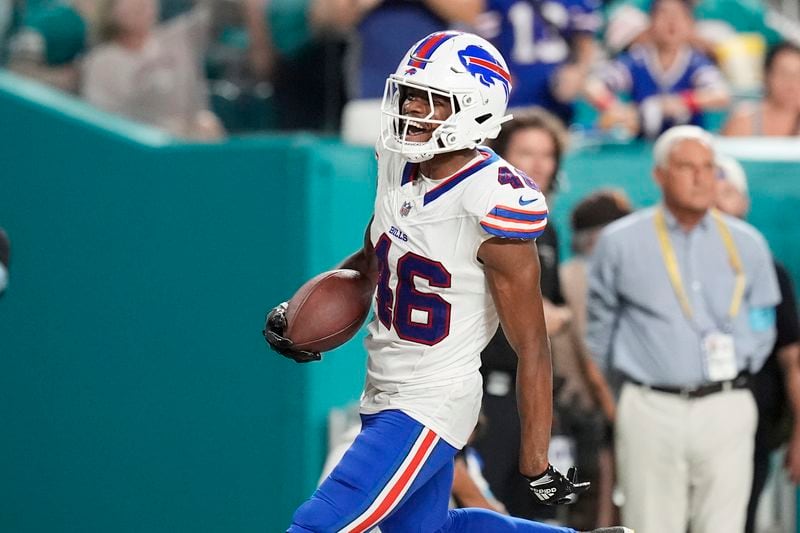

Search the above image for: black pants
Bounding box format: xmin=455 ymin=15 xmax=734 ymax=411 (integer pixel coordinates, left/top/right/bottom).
xmin=474 ymin=388 xmax=556 ymax=521
xmin=745 ymin=441 xmax=771 ymax=533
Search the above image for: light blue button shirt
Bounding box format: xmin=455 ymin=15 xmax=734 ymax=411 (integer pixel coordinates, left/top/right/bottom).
xmin=586 ymin=206 xmax=781 ymax=388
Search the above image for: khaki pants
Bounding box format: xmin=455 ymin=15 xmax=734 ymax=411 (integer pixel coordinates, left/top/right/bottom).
xmin=616 ymin=383 xmax=757 ymax=533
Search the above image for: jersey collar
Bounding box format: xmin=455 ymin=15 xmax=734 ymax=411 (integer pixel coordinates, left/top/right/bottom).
xmin=421 ymin=148 xmax=499 ymax=205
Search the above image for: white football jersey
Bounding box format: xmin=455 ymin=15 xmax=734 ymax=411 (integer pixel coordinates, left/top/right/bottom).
xmin=359 ymin=143 xmax=549 ymax=449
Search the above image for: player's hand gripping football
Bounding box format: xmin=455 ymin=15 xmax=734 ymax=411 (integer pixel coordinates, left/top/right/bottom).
xmin=262 ymin=302 xmax=321 ymax=363
xmin=526 ymin=465 xmax=590 ymax=505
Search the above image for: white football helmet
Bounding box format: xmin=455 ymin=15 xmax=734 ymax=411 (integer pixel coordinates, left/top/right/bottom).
xmin=380 ymin=31 xmax=513 ymax=162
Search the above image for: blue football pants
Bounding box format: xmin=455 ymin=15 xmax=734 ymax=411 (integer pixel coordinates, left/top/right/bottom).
xmin=288 ymin=409 xmax=576 ymax=533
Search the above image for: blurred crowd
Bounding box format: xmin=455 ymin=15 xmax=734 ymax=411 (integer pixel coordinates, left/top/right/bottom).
xmin=3 ymin=1 xmax=800 ymax=532
xmin=0 ymin=0 xmax=799 ymax=141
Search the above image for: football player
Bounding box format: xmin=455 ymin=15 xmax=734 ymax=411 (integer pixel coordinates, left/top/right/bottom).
xmin=265 ymin=30 xmax=631 ymax=533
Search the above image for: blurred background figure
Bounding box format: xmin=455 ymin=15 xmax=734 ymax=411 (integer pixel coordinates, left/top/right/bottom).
xmin=81 ymin=0 xmax=225 ymax=140
xmin=713 ymin=154 xmax=800 ymax=533
xmin=587 ymin=0 xmax=730 ymax=139
xmin=255 ymin=0 xmax=349 ymax=132
xmin=603 ymin=0 xmax=784 ymax=93
xmin=555 ymin=190 xmax=633 ymax=529
xmin=0 ymin=227 xmax=9 ymax=298
xmin=201 ymin=0 xmax=279 ymax=133
xmin=722 ymin=41 xmax=800 ymax=136
xmin=474 ymin=108 xmax=618 ymax=529
xmin=0 ymin=0 xmax=11 ymax=44
xmin=475 ymin=107 xmax=572 ymax=523
xmin=315 ymin=0 xmax=483 ymax=145
xmin=561 ymin=189 xmax=632 ymax=343
xmin=475 ymin=0 xmax=602 ymax=125
xmin=451 ymin=413 xmax=508 ymax=514
xmin=587 ymin=126 xmax=780 ymax=533
xmin=488 ymin=107 xmax=567 ymax=308
xmin=5 ymin=0 xmax=95 ymax=93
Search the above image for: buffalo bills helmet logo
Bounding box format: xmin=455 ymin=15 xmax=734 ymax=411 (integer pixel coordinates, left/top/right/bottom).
xmin=458 ymin=45 xmax=511 ymax=98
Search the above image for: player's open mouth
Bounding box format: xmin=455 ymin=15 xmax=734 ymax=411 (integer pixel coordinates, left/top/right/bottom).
xmin=404 ymin=119 xmax=433 ymax=140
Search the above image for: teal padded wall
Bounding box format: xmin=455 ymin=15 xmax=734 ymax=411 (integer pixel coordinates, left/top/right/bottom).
xmin=0 ymin=72 xmax=374 ymax=532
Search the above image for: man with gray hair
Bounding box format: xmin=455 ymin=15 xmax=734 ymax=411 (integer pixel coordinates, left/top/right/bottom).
xmin=586 ymin=125 xmax=781 ymax=533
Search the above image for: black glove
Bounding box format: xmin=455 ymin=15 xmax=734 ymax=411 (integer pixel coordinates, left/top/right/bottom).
xmin=262 ymin=302 xmax=321 ymax=363
xmin=525 ymin=464 xmax=590 ymax=505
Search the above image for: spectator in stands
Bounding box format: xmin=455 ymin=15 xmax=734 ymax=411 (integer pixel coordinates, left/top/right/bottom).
xmin=0 ymin=0 xmax=15 ymax=55
xmin=314 ymin=0 xmax=482 ymax=144
xmin=587 ymin=0 xmax=730 ymax=139
xmin=475 ymin=108 xmax=570 ymax=521
xmin=722 ymin=42 xmax=800 ymax=136
xmin=82 ymin=0 xmax=224 ymax=140
xmin=713 ymin=154 xmax=800 ymax=533
xmin=0 ymin=227 xmax=8 ymax=298
xmin=561 ymin=190 xmax=632 ymax=342
xmin=488 ymin=108 xmax=568 ymax=314
xmin=5 ymin=0 xmax=95 ymax=93
xmin=558 ymin=190 xmax=633 ymax=529
xmin=586 ymin=125 xmax=780 ymax=533
xmin=475 ymin=109 xmax=615 ymax=528
xmin=475 ymin=0 xmax=602 ymax=125
xmin=451 ymin=414 xmax=508 ymax=513
xmin=201 ymin=0 xmax=279 ymax=132
xmin=262 ymin=0 xmax=348 ymax=131
xmin=603 ymin=0 xmax=784 ymax=58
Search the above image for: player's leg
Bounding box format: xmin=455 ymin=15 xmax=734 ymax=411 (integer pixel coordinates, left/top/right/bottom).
xmin=288 ymin=409 xmax=443 ymax=532
xmin=688 ymin=389 xmax=757 ymax=533
xmin=615 ymin=384 xmax=689 ymax=533
xmin=378 ymin=442 xmax=577 ymax=533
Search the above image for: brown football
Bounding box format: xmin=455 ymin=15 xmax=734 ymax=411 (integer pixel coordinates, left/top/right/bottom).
xmin=284 ymin=269 xmax=374 ymax=353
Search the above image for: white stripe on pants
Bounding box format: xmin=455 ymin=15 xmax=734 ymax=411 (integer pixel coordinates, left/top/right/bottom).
xmin=615 ymin=382 xmax=757 ymax=533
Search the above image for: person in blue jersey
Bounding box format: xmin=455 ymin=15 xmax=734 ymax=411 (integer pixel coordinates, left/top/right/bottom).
xmin=315 ymin=0 xmax=484 ymax=145
xmin=264 ymin=30 xmax=632 ymax=533
xmin=475 ymin=0 xmax=601 ymax=124
xmin=586 ymin=0 xmax=730 ymax=139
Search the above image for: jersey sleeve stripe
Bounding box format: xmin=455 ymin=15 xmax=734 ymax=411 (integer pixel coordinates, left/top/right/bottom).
xmin=485 ymin=213 xmax=548 ymax=226
xmin=481 ymin=220 xmax=546 ymax=237
xmin=481 ymin=223 xmax=546 ymax=239
xmin=490 ymin=206 xmax=548 ymax=222
xmin=482 ymin=218 xmax=546 ymax=231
